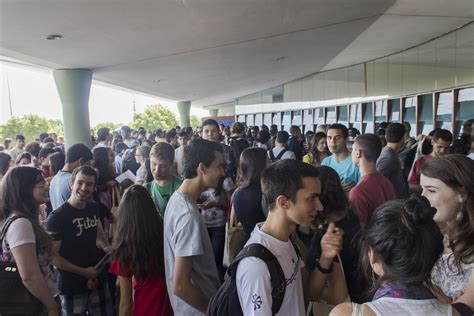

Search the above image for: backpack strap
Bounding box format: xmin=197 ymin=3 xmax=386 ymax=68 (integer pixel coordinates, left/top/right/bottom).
xmin=0 ymin=216 xmax=26 ymax=242
xmin=229 ymin=243 xmax=286 ymax=315
xmin=275 ymin=149 xmax=287 ymax=160
xmin=269 ymin=149 xmax=276 ymax=162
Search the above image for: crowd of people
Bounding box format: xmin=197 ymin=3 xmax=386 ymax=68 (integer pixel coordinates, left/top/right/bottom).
xmin=0 ymin=118 xmax=473 ymax=316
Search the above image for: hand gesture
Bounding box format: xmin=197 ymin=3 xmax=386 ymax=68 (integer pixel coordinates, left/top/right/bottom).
xmin=320 ymin=223 xmax=344 ymax=261
xmin=82 ymin=266 xmax=100 ymax=280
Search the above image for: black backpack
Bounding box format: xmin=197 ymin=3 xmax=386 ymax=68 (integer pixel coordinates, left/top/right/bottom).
xmin=207 ymin=243 xmax=286 ymax=316
xmin=268 ymin=148 xmax=287 ymax=163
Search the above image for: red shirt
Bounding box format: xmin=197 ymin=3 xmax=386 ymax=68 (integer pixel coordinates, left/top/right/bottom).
xmin=349 ymin=172 xmax=396 ymax=226
xmin=409 ymin=154 xmax=432 ymax=185
xmin=109 ymin=259 xmax=173 ymax=316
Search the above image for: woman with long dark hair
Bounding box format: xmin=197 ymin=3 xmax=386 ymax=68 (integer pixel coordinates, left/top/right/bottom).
xmin=0 ymin=167 xmax=58 ymax=315
xmin=109 ymin=185 xmax=173 ymax=315
xmin=303 ymin=132 xmax=330 ymax=167
xmin=331 ymin=196 xmax=463 ymax=315
xmin=306 ymin=166 xmax=366 ymax=304
xmin=421 ymin=154 xmax=474 ymax=309
xmin=232 ymin=147 xmax=268 ymax=237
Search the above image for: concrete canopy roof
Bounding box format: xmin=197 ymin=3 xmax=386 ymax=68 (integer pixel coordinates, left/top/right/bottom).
xmin=1 ymin=0 xmax=473 ymax=108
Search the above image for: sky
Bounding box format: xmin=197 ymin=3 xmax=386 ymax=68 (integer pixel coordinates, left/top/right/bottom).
xmin=0 ymin=62 xmax=208 ymax=126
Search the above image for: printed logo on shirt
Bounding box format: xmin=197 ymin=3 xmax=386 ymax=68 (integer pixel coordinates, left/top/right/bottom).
xmin=72 ymin=216 xmax=98 ymax=236
xmin=251 ymin=293 xmax=262 ymax=310
xmin=285 ymin=256 xmax=301 ymax=287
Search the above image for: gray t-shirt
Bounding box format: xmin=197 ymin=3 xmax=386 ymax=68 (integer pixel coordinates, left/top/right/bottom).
xmin=376 ymin=147 xmax=408 ymax=199
xmin=49 ymin=170 xmax=72 ymax=210
xmin=164 ymin=191 xmax=220 ymax=315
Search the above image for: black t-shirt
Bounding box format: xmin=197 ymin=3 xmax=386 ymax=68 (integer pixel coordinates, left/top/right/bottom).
xmin=306 ymin=212 xmax=370 ymax=303
xmin=232 ymin=184 xmax=266 ymax=238
xmin=46 ymin=201 xmax=106 ymax=294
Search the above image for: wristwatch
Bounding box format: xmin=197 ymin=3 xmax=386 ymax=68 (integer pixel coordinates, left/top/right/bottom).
xmin=316 ymin=260 xmax=333 ymax=274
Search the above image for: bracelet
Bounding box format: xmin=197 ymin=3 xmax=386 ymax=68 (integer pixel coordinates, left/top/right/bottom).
xmin=316 ymin=260 xmax=333 ymax=274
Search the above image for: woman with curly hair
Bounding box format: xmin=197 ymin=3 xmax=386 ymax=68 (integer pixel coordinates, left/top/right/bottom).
xmin=306 ymin=166 xmax=367 ymax=304
xmin=109 ymin=185 xmax=173 ymax=315
xmin=331 ymin=196 xmax=466 ymax=315
xmin=421 ymin=154 xmax=474 ymax=309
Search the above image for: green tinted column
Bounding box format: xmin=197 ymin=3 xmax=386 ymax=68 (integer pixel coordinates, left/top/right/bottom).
xmin=209 ymin=109 xmax=218 ymax=116
xmin=177 ymin=101 xmax=191 ymax=127
xmin=53 ymin=69 xmax=92 ymax=149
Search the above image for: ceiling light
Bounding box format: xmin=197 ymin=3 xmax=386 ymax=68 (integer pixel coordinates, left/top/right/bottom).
xmin=45 ymin=34 xmax=63 ymax=40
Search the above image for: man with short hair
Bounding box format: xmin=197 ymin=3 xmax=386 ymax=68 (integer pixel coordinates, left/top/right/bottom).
xmin=236 ymin=159 xmax=345 ymax=315
xmin=166 ymin=130 xmax=179 ymax=149
xmin=322 ymin=124 xmax=360 ymax=192
xmin=93 ymin=128 xmax=111 ymax=150
xmin=49 ymin=143 xmax=93 ymax=210
xmin=121 ymin=126 xmax=139 ymax=148
xmin=350 ymin=134 xmax=396 ymax=226
xmin=164 ymin=139 xmax=224 ymax=314
xmin=145 ymin=142 xmax=182 ymax=216
xmin=268 ymin=131 xmax=296 ymax=161
xmin=175 ymin=130 xmax=189 ymax=178
xmin=376 ymin=123 xmax=409 ymax=198
xmin=46 ymin=166 xmax=113 ymax=316
xmin=409 ymin=128 xmax=453 ymax=192
xmin=288 ymin=125 xmax=305 ymax=161
xmin=9 ymin=134 xmax=26 ymax=160
xmin=202 ymin=119 xmax=237 ymax=180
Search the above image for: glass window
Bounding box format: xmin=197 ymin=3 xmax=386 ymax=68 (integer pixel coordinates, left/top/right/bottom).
xmin=388 ymin=99 xmax=400 ymax=122
xmin=455 ymin=87 xmax=474 ymax=137
xmin=435 ymin=92 xmax=453 ymax=131
xmin=303 ymin=109 xmax=313 ymax=127
xmin=237 ymin=115 xmax=246 ymax=123
xmin=292 ymin=110 xmax=302 ymax=126
xmin=419 ymin=94 xmax=434 ymax=135
xmin=362 ymin=103 xmax=374 ymax=133
xmin=314 ymin=107 xmax=325 ymax=125
xmin=246 ymin=114 xmax=254 ymax=127
xmin=375 ymin=100 xmax=387 ymax=123
xmin=263 ymin=113 xmax=272 ymax=126
xmin=338 ymin=105 xmax=348 ymax=126
xmin=403 ymin=96 xmax=417 ymax=137
xmin=282 ymin=111 xmax=292 ymax=131
xmin=326 ymin=107 xmax=336 ymax=124
xmin=254 ymin=113 xmax=263 ymax=127
xmin=272 ymin=112 xmax=282 ymax=130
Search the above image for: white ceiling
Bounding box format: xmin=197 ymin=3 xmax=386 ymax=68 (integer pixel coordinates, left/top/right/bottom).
xmin=0 ymin=0 xmax=473 ymax=108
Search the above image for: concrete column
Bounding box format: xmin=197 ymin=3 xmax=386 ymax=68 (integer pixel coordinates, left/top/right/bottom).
xmin=209 ymin=109 xmax=218 ymax=116
xmin=177 ymin=101 xmax=191 ymax=127
xmin=53 ymin=69 xmax=93 ymax=149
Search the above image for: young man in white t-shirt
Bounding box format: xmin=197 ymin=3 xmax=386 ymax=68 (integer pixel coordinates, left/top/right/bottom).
xmin=236 ymin=159 xmax=347 ymax=315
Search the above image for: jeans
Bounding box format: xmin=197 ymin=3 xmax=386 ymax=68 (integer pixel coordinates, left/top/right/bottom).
xmin=207 ymin=225 xmax=226 ymax=281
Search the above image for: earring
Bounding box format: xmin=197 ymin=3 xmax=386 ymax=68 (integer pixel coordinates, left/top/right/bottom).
xmin=456 ymin=210 xmax=464 ymax=223
xmin=371 ymin=269 xmax=376 ymax=284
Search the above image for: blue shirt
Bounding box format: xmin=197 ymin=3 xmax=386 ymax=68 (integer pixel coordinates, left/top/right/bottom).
xmin=49 ymin=170 xmax=72 ymax=210
xmin=322 ymin=155 xmax=360 ymax=185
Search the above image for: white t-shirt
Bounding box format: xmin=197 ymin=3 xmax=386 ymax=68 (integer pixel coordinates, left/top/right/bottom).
xmin=3 ymin=217 xmax=58 ymax=296
xmin=236 ymin=225 xmax=305 ymax=315
xmin=175 ymin=146 xmax=184 ymax=178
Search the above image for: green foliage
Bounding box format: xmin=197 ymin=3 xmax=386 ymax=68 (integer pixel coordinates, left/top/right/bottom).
xmin=0 ymin=115 xmax=64 ymax=142
xmin=190 ymin=115 xmax=202 ymax=128
xmin=130 ymin=104 xmax=178 ymax=131
xmin=93 ymin=122 xmax=119 ymax=134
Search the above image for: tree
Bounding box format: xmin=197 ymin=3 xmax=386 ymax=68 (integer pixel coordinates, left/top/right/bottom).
xmin=130 ymin=104 xmax=178 ymax=131
xmin=0 ymin=115 xmax=64 ymax=143
xmin=93 ymin=122 xmax=119 ymax=133
xmin=190 ymin=115 xmax=202 ymax=128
